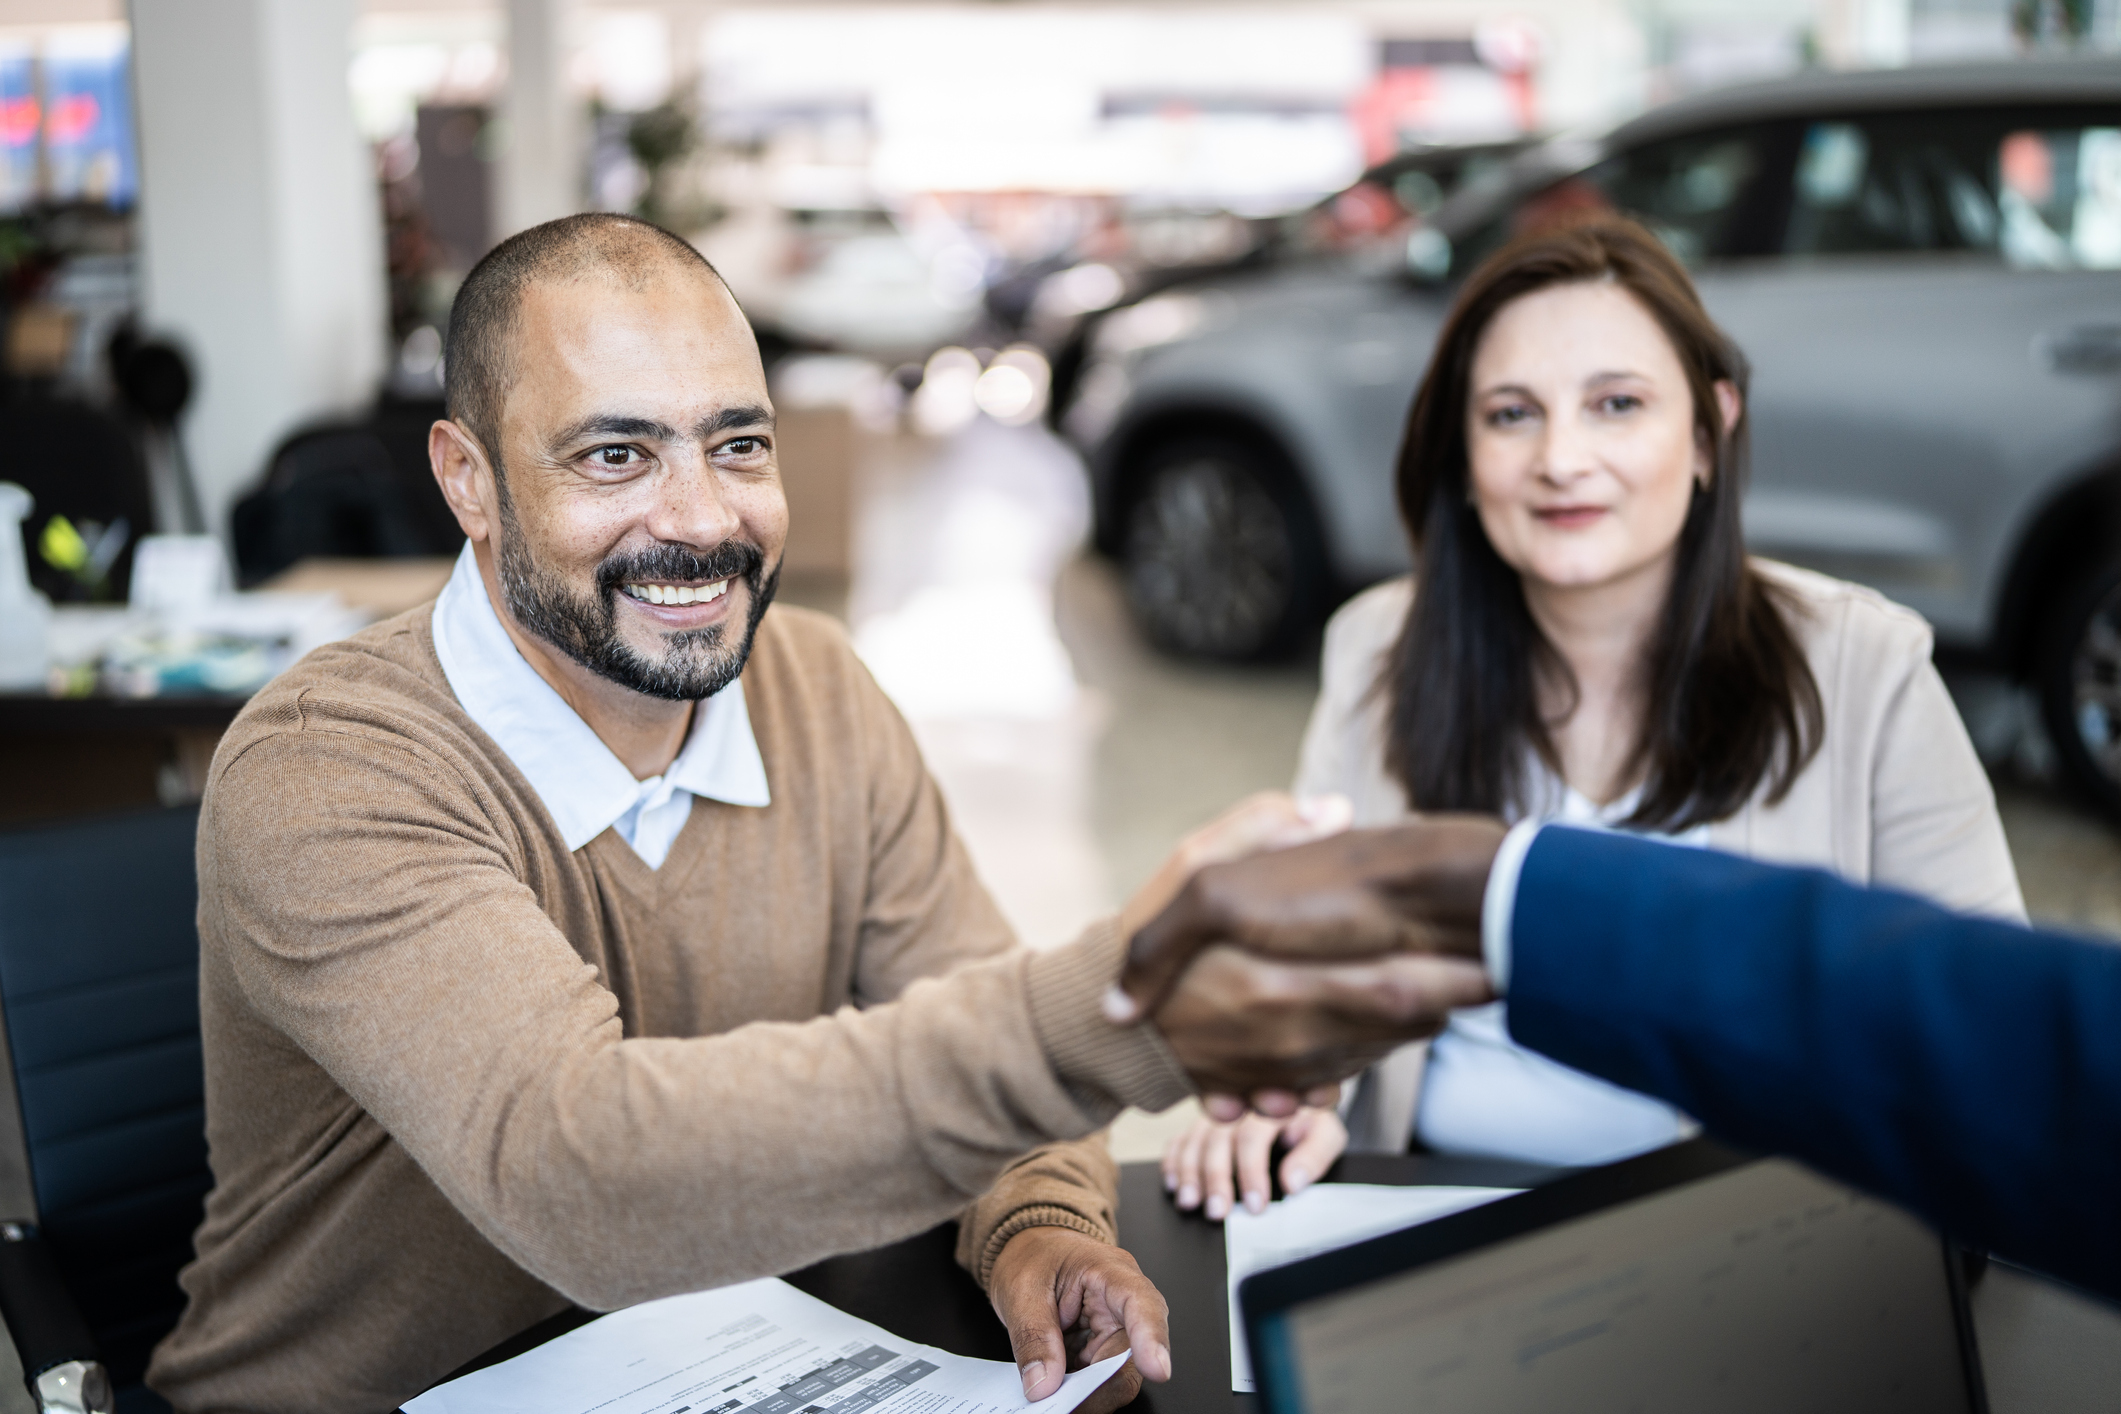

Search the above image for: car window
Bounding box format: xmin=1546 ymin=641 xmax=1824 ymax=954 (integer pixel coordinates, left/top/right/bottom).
xmin=1451 ymin=126 xmax=1778 ymax=274
xmin=1786 ymin=109 xmax=2121 ymax=268
xmin=1576 ymin=130 xmax=1769 ymax=266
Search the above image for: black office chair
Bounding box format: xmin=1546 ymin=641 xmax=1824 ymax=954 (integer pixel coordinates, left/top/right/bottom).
xmin=229 ymin=413 xmax=464 ymax=587
xmin=0 ymin=807 xmax=209 ymax=1414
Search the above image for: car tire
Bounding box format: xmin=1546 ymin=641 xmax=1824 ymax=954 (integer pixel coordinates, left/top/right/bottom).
xmin=2038 ymin=556 xmax=2121 ymax=820
xmin=1118 ymin=434 xmax=1332 ymax=661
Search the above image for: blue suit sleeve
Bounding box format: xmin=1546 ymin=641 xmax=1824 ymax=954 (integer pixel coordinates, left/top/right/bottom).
xmin=1505 ymin=825 xmax=2121 ymax=1299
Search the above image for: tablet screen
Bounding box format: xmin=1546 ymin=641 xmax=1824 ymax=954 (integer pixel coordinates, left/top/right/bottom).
xmin=1267 ymin=1159 xmax=1973 ymax=1414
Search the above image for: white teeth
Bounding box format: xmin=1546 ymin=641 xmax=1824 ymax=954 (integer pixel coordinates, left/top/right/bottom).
xmin=626 ymin=580 xmax=730 ymax=607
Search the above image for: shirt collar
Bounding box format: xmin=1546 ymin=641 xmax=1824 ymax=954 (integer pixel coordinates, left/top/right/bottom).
xmin=430 ymin=541 xmax=770 ymax=852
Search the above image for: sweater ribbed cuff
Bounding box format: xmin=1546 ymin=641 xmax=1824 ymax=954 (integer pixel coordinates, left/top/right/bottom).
xmin=1027 ymin=917 xmax=1194 ymax=1117
xmin=974 ymin=1203 xmax=1115 ymax=1289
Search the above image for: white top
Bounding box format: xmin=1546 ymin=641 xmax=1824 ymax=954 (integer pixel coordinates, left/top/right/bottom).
xmin=1415 ymin=779 xmax=1705 ymax=1166
xmin=428 ymin=541 xmax=771 ymax=869
xmin=1296 ymin=566 xmax=2024 ymax=1161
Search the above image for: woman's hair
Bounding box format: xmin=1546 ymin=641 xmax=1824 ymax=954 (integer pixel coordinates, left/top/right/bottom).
xmin=1382 ymin=214 xmax=1821 ymax=831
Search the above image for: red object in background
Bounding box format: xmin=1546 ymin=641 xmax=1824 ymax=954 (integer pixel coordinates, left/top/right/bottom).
xmin=1352 ymin=68 xmax=1434 ymax=168
xmin=0 ymin=96 xmax=38 ymax=148
xmin=45 ymin=93 xmax=98 ymax=144
xmin=1351 ymin=64 xmax=1538 ymax=168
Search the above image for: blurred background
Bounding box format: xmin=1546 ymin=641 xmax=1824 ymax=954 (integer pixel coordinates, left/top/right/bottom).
xmin=7 ymin=0 xmax=2121 ymax=1169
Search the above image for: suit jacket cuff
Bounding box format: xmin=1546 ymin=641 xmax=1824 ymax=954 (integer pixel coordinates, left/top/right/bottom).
xmin=1483 ymin=819 xmax=1545 ymax=994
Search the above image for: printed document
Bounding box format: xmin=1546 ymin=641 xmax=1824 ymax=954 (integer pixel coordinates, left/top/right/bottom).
xmin=1224 ymin=1183 xmax=1520 ymax=1391
xmin=403 ymin=1277 xmax=1129 ymax=1414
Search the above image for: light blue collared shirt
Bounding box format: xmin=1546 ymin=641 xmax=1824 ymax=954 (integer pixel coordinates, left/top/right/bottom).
xmin=429 ymin=542 xmax=770 ymax=869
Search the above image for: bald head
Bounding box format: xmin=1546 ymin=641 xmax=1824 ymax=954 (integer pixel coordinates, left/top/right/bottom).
xmin=444 ymin=213 xmax=731 ymax=466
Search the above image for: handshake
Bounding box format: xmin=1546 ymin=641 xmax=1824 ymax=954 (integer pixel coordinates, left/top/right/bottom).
xmin=1101 ymin=794 xmax=1508 ymax=1122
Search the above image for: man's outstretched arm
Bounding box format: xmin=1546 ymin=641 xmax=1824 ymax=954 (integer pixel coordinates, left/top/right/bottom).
xmin=1502 ymin=825 xmax=2121 ymax=1301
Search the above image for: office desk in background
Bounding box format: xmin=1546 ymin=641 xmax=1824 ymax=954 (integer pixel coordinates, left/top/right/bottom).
xmin=0 ymin=556 xmax=454 ymax=827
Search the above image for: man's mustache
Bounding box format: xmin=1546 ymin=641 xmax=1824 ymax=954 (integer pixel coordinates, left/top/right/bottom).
xmin=594 ymin=540 xmax=764 ymax=597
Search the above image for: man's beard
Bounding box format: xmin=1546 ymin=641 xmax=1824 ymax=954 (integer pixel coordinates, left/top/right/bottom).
xmin=494 ymin=497 xmax=778 ymax=702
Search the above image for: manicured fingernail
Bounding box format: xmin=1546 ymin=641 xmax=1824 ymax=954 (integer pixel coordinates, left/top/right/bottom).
xmin=1177 ymin=1183 xmax=1199 ymax=1208
xmin=1163 ymin=1170 xmax=1178 ymax=1191
xmin=1101 ymin=986 xmax=1138 ymax=1023
xmin=1205 ymin=1194 xmax=1229 ymax=1220
xmin=1285 ymin=1165 xmax=1311 ymax=1192
xmin=1244 ymin=1190 xmax=1266 ymax=1214
xmin=1020 ymin=1361 xmax=1046 ymax=1396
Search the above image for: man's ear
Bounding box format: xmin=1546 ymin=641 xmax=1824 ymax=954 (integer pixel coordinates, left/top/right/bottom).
xmin=431 ymin=420 xmax=498 ymax=543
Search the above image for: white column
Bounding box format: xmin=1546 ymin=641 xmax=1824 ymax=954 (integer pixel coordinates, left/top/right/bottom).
xmin=1819 ymin=0 xmax=1913 ymax=69
xmin=128 ymin=0 xmax=386 ymax=540
xmin=498 ymin=0 xmax=581 ymax=238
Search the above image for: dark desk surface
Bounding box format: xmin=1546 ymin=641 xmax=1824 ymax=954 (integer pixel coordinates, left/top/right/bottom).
xmin=442 ymin=1155 xmax=1568 ymax=1410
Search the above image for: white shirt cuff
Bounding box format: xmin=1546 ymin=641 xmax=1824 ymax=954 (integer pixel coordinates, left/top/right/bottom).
xmin=1480 ymin=820 xmax=1545 ymax=995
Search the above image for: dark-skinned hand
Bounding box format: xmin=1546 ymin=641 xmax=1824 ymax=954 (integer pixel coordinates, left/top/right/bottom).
xmin=1151 ymin=943 xmax=1493 ymax=1115
xmin=988 ymin=1227 xmax=1169 ymax=1409
xmin=1113 ymin=816 xmax=1509 ymax=1117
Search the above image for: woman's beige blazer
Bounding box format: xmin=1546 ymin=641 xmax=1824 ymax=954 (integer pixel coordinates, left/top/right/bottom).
xmin=1297 ymin=560 xmax=2029 ymax=1152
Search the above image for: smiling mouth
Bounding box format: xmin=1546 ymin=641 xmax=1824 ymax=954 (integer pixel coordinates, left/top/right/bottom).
xmin=622 ymin=579 xmax=732 ymax=607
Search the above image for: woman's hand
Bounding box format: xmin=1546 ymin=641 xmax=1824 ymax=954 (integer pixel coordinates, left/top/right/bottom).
xmin=1161 ymin=1107 xmax=1349 ymax=1220
xmin=1119 ymin=791 xmax=1354 ymax=943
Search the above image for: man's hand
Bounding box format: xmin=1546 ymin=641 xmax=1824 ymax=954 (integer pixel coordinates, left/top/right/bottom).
xmin=1110 ymin=816 xmax=1510 ymax=1025
xmin=988 ymin=1228 xmax=1170 ymax=1409
xmin=1152 ymin=944 xmax=1492 ymax=1115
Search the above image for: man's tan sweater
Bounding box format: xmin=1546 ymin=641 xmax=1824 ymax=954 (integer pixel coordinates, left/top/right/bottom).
xmin=147 ymin=603 xmax=1191 ymax=1414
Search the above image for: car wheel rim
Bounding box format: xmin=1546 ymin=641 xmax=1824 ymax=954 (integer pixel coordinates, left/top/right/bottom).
xmin=2069 ymin=579 xmax=2121 ymax=784
xmin=1124 ymin=455 xmax=1293 ymax=656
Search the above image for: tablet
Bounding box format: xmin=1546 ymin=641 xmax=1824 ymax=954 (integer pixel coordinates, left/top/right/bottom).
xmin=1240 ymin=1139 xmax=1984 ymax=1414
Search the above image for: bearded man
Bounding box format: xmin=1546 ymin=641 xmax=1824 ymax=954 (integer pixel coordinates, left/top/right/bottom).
xmin=148 ymin=214 xmax=1486 ymax=1413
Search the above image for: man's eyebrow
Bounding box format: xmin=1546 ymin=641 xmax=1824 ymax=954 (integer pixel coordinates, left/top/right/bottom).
xmin=549 ymin=413 xmax=678 ymax=449
xmin=696 ymin=404 xmax=775 ymax=439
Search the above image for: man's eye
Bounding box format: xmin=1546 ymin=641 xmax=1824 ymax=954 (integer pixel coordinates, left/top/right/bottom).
xmin=719 ymin=437 xmax=767 ymax=457
xmin=595 ymin=446 xmax=639 ymax=467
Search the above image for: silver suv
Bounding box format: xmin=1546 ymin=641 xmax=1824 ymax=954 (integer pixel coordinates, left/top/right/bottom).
xmin=1063 ymin=58 xmax=2121 ymax=815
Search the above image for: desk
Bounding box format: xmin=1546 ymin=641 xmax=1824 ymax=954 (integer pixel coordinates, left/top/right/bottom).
xmin=0 ymin=556 xmax=454 ymax=827
xmin=436 ymin=1155 xmax=2121 ymax=1414
xmin=436 ymin=1156 xmax=1566 ymax=1409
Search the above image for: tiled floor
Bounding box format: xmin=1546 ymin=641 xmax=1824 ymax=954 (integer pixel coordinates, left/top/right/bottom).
xmin=829 ymin=416 xmax=2121 ymax=1165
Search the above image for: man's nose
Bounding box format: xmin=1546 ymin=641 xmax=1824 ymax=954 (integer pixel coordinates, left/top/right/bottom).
xmin=642 ymin=446 xmax=742 ymax=550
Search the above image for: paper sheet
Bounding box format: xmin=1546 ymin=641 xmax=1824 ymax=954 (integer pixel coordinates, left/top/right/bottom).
xmin=1224 ymin=1183 xmax=1522 ymax=1392
xmin=403 ymin=1277 xmax=1130 ymax=1414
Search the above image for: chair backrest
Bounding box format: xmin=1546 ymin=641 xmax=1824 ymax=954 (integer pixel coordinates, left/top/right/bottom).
xmin=230 ymin=418 xmax=463 ymax=585
xmin=0 ymin=398 xmax=155 ymax=602
xmin=0 ymin=807 xmax=207 ymax=1388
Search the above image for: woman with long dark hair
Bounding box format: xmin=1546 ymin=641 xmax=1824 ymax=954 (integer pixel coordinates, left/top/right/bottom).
xmin=1163 ymin=215 xmax=2025 ymax=1219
